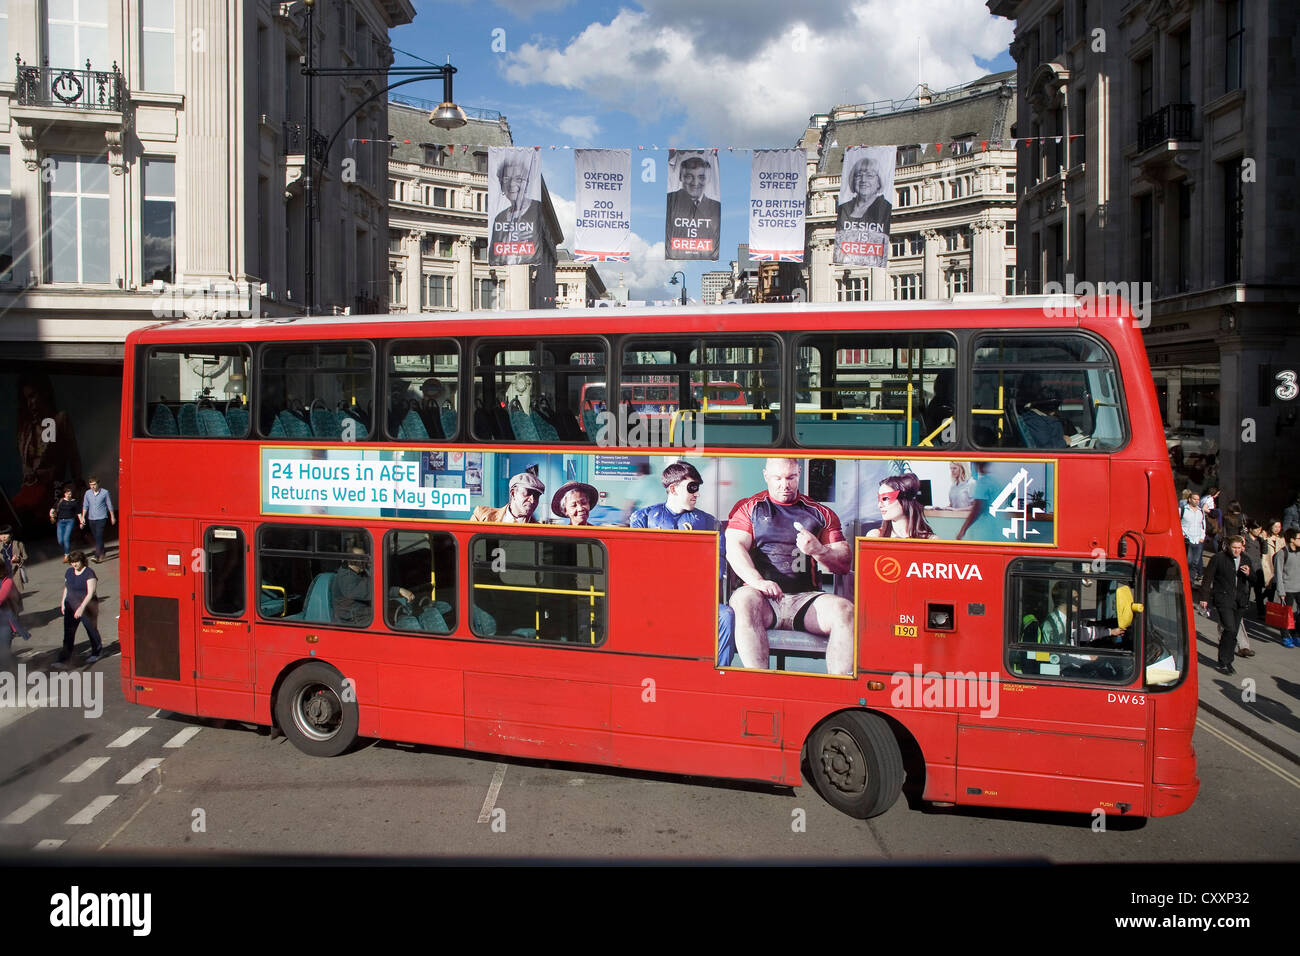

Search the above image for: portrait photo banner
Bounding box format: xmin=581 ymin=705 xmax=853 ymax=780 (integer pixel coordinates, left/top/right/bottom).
xmin=573 ymin=149 xmax=631 ymax=262
xmin=488 ymin=146 xmax=544 ymax=266
xmin=748 ymin=149 xmax=806 ymax=262
xmin=835 ymin=145 xmax=895 ymax=267
xmin=665 ymin=148 xmax=721 ymax=260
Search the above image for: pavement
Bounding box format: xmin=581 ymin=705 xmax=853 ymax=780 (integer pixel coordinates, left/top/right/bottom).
xmin=3 ymin=531 xmax=1298 ymax=766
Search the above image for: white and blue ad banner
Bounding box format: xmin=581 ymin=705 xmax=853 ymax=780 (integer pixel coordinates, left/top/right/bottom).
xmin=834 ymin=145 xmax=895 ymax=267
xmin=573 ymin=149 xmax=631 ymax=262
xmin=748 ymin=149 xmax=806 ymax=262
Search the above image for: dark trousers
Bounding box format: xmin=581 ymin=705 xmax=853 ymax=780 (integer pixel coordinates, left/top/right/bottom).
xmin=62 ymin=603 xmax=102 ymax=659
xmin=1213 ymin=600 xmax=1243 ymax=666
xmin=88 ymin=518 xmax=107 ymax=558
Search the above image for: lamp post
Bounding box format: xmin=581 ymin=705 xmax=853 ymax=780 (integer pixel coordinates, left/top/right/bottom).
xmin=669 ymin=270 xmax=687 ymax=306
xmin=301 ymin=0 xmax=466 ymax=316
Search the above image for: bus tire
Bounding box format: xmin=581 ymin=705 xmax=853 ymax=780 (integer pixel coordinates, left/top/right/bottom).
xmin=807 ymin=710 xmax=904 ymax=819
xmin=274 ymin=662 xmax=359 ymax=757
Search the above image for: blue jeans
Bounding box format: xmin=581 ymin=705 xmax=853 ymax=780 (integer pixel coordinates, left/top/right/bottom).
xmin=1185 ymin=540 xmax=1203 ymax=579
xmin=88 ymin=518 xmax=107 ymax=557
xmin=56 ymin=518 xmax=75 ymax=555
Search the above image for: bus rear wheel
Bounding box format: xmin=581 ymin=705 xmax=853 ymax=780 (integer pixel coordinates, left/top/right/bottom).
xmin=274 ymin=662 xmax=359 ymax=757
xmin=807 ymin=711 xmax=903 ymax=819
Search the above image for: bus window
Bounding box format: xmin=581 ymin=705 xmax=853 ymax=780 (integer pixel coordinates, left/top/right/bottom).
xmin=1142 ymin=557 xmax=1188 ymax=688
xmin=142 ymin=346 xmax=251 ymax=437
xmin=1006 ymin=558 xmax=1136 ymax=683
xmin=970 ymin=334 xmax=1125 ymax=451
xmin=794 ymin=332 xmax=955 ymax=448
xmin=472 ymin=338 xmax=606 ymax=442
xmin=384 ymin=531 xmax=457 ymax=635
xmin=259 ymin=343 xmax=374 ymax=441
xmin=257 ymin=526 xmax=373 ymax=627
xmin=204 ymin=527 xmax=245 ymax=617
xmin=470 ymin=535 xmax=606 ymax=645
xmin=386 ymin=340 xmax=460 ymax=441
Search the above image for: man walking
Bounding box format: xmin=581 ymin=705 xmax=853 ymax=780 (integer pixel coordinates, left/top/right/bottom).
xmin=80 ymin=476 xmax=115 ymax=563
xmin=1181 ymin=492 xmax=1206 ymax=586
xmin=1199 ymin=535 xmax=1252 ymax=675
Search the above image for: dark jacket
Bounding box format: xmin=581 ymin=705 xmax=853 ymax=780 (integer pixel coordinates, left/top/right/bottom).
xmin=1199 ymin=550 xmax=1252 ymax=609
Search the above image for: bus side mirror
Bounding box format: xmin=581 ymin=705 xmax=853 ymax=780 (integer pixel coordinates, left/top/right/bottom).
xmin=1116 ymin=585 xmax=1144 ymax=629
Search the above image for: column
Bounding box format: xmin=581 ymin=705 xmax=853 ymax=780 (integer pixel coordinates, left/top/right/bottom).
xmin=181 ymin=1 xmax=232 ymax=280
xmin=405 ymin=231 xmax=423 ymax=310
xmin=971 ymin=219 xmax=1003 ymax=294
xmin=809 ymin=237 xmax=834 ymax=302
xmin=453 ymin=236 xmax=473 ymax=310
xmin=923 ymin=229 xmax=941 ymax=299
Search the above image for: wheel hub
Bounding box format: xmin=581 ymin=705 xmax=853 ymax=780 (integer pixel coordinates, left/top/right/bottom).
xmin=821 ymin=729 xmax=867 ymax=794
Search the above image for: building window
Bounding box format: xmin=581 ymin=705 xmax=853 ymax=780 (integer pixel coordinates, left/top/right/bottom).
xmin=46 ymin=154 xmax=110 ymax=284
xmin=475 ymin=191 xmax=487 ymax=212
xmin=140 ymin=0 xmax=175 ymax=92
xmin=1051 ymin=222 xmax=1064 ymax=285
xmin=473 ymin=238 xmax=488 ymax=263
xmin=46 ymin=0 xmax=108 ymax=70
xmin=424 ymin=274 xmax=452 ymax=309
xmin=1006 ymin=172 xmax=1015 ymax=193
xmin=389 ymin=229 xmax=404 ymax=253
xmin=1029 ymin=121 xmax=1041 ymax=185
xmin=433 ymin=187 xmax=449 ymax=207
xmin=1137 ymin=194 xmax=1153 ymax=286
xmin=951 ymin=177 xmax=964 ymax=199
xmin=1137 ymin=54 xmax=1153 ymax=120
xmin=947 ymin=270 xmax=970 ymax=296
xmin=909 ymin=234 xmax=924 ymax=255
xmin=1177 ymin=181 xmax=1191 ymax=292
xmin=474 ymin=277 xmax=504 ymax=310
xmin=1052 ymin=6 xmax=1065 ymax=54
xmin=390 ymin=270 xmax=403 ymax=306
xmin=1225 ymin=0 xmax=1244 ymax=92
xmin=892 ymin=273 xmax=921 ymax=300
xmin=142 ymin=157 xmax=175 ymax=284
xmin=945 ymin=229 xmax=964 ymax=252
xmin=1176 ymin=29 xmax=1191 ymax=104
xmin=890 ymin=236 xmax=906 ymax=258
xmin=836 ymin=276 xmax=866 ymax=301
xmin=473 ymin=152 xmax=488 ymax=174
xmin=388 ymin=179 xmax=402 ymax=201
xmin=1075 ymin=212 xmax=1086 ymax=283
xmin=0 ymin=3 xmax=9 ymax=69
xmin=896 ymin=187 xmax=912 ymax=208
xmin=1223 ymin=160 xmax=1243 ymax=283
xmin=1006 ymin=221 xmax=1016 ymax=247
xmin=896 ymin=145 xmax=920 ymax=166
xmin=1006 ymin=265 xmax=1017 ymax=295
xmin=423 ymin=145 xmax=447 ymax=167
xmin=0 ymin=148 xmax=11 ymax=282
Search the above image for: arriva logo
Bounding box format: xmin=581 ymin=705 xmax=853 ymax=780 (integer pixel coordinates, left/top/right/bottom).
xmin=906 ymin=561 xmax=983 ymax=581
xmin=874 ymin=555 xmax=902 ymax=583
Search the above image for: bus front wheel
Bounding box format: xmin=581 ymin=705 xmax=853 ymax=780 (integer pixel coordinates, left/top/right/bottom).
xmin=807 ymin=711 xmax=904 ymax=819
xmin=274 ymin=662 xmax=359 ymax=757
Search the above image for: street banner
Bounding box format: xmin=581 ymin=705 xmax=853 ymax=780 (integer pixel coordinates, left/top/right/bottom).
xmin=665 ymin=148 xmax=721 ymax=260
xmin=574 ymin=149 xmax=631 ymax=262
xmin=488 ymin=146 xmax=544 ymax=266
xmin=834 ymin=145 xmax=895 ymax=267
xmin=748 ymin=149 xmax=806 ymax=262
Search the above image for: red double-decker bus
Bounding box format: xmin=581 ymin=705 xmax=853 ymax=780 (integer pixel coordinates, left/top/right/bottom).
xmin=118 ymin=296 xmax=1198 ymax=820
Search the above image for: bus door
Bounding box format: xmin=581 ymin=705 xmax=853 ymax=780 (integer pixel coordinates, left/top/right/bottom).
xmin=194 ymin=524 xmax=256 ymax=721
xmin=957 ymin=557 xmax=1149 ymax=816
xmin=125 ymin=521 xmax=198 ymax=714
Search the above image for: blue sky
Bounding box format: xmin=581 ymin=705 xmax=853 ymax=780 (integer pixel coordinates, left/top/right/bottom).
xmin=391 ymin=0 xmax=1014 ymax=300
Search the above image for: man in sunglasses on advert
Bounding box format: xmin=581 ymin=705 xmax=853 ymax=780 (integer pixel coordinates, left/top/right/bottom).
xmin=629 ymin=461 xmax=716 ymax=531
xmin=725 ymin=458 xmax=854 ymax=675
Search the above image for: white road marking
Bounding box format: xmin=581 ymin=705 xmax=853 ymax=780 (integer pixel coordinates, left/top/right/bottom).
xmin=477 ymin=763 xmax=508 ymax=824
xmin=2 ymin=794 xmax=59 ymax=825
xmin=1196 ymin=717 xmax=1300 ymax=788
xmin=116 ymin=758 xmax=164 ymax=785
xmin=164 ymin=727 xmax=202 ymax=748
xmin=33 ymin=839 xmax=65 ymax=851
xmin=61 ymin=757 xmax=110 ymax=783
xmin=107 ymin=727 xmax=151 ymax=748
xmin=146 ymin=709 xmax=162 ymax=719
xmin=66 ymin=795 xmax=118 ymax=825
xmin=0 ymin=706 xmax=34 ymax=732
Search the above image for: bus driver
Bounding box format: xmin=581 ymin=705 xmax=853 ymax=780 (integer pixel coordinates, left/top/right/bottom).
xmin=725 ymin=458 xmax=854 ymax=675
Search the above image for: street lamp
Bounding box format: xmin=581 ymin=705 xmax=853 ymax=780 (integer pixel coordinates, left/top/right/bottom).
xmin=301 ymin=0 xmax=467 ymax=315
xmin=669 ymin=271 xmax=687 ymax=306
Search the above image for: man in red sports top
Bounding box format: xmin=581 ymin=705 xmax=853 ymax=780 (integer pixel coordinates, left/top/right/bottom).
xmin=725 ymin=458 xmax=854 ymax=674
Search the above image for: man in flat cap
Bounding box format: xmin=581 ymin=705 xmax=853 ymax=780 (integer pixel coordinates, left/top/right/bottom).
xmin=472 ymin=469 xmax=545 ymax=523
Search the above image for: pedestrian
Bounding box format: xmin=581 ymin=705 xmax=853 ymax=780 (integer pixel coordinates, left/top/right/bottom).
xmin=80 ymin=475 xmax=115 ymax=563
xmin=1202 ymin=487 xmax=1220 ymax=552
xmin=1243 ymin=520 xmax=1268 ymax=618
xmin=1274 ymin=529 xmax=1300 ymax=648
xmin=1283 ymin=492 xmax=1300 ymax=535
xmin=58 ymin=550 xmax=102 ymax=666
xmin=1198 ymin=535 xmax=1252 ymax=675
xmin=49 ymin=484 xmax=80 ymax=562
xmin=1263 ymin=518 xmax=1285 ymax=605
xmin=0 ymin=560 xmax=31 ymax=647
xmin=1180 ymin=491 xmax=1206 ymax=586
xmin=1222 ymin=500 xmax=1244 ymax=543
xmin=0 ymin=525 xmax=27 ymax=586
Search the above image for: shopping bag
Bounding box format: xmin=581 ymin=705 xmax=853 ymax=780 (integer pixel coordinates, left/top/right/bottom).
xmin=1265 ymin=601 xmax=1295 ymax=630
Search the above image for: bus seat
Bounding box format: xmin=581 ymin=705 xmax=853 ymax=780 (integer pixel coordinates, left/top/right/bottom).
xmin=177 ymin=403 xmax=200 ymax=435
xmin=419 ymin=606 xmax=450 ymax=632
xmin=301 ymin=572 xmax=336 ymax=623
xmin=276 ymin=409 xmax=313 ymax=439
xmin=225 ymin=406 xmax=250 ymax=436
xmin=149 ymin=404 xmax=178 ymax=435
xmin=393 ymin=613 xmax=423 ymax=632
xmin=509 ymin=403 xmax=539 ymax=441
xmin=471 ymin=605 xmax=497 ymax=635
xmin=260 ymin=584 xmax=289 ymax=617
xmin=530 ymin=410 xmax=559 ymax=441
xmin=311 ymin=405 xmax=341 ymax=439
xmin=397 ymin=409 xmax=429 ymax=440
xmin=197 ymin=406 xmax=231 ymax=436
xmin=440 ymin=406 xmax=457 ymax=437
xmin=581 ymin=409 xmax=601 ymax=440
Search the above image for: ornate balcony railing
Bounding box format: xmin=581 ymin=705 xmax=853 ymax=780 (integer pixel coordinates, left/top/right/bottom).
xmin=15 ymin=58 xmax=127 ymax=111
xmin=1137 ymin=103 xmax=1195 ymax=152
xmin=282 ymin=122 xmax=329 ymax=164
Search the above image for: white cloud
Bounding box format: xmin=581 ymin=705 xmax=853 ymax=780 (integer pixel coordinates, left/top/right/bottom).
xmin=556 ymin=114 xmax=600 ymax=143
xmin=503 ymin=1 xmax=1013 ymax=144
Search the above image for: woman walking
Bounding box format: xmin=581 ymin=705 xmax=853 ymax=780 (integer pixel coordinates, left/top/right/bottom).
xmin=49 ymin=484 xmax=81 ymax=563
